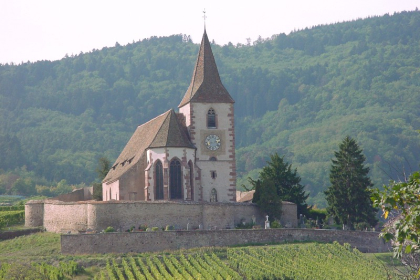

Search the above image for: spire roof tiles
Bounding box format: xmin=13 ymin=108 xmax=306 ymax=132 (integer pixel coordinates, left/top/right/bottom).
xmin=179 ymin=30 xmax=234 ymax=107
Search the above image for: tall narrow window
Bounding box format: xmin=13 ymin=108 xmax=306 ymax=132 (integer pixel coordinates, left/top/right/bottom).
xmin=155 ymin=160 xmax=164 ymax=200
xmin=170 ymin=159 xmax=183 ymax=199
xmin=210 ymin=188 xmax=218 ymax=202
xmin=207 ymin=108 xmax=216 ymax=128
xmin=189 ymin=161 xmax=194 ymax=201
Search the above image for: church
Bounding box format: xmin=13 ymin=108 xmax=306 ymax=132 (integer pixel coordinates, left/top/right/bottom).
xmin=102 ymin=29 xmax=237 ymax=203
xmin=25 ymin=30 xmax=297 ymax=233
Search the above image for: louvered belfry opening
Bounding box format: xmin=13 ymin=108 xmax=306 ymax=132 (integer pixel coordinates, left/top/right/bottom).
xmin=170 ymin=159 xmax=183 ymax=199
xmin=207 ymin=108 xmax=216 ymax=128
xmin=155 ymin=160 xmax=164 ymax=200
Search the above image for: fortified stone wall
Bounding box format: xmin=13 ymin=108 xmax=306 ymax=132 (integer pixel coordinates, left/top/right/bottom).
xmin=43 ymin=201 xmax=88 ymax=233
xmin=61 ymin=229 xmax=390 ymax=255
xmin=25 ymin=200 xmax=297 ymax=233
xmin=25 ymin=200 xmax=44 ymax=227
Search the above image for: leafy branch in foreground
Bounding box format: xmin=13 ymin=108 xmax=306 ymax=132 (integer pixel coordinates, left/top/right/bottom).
xmin=372 ymin=171 xmax=420 ymax=278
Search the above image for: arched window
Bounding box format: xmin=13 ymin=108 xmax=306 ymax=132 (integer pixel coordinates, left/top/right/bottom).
xmin=209 ymin=157 xmax=217 ymax=161
xmin=188 ymin=161 xmax=194 ymax=201
xmin=210 ymin=188 xmax=218 ymax=202
xmin=155 ymin=160 xmax=164 ymax=200
xmin=170 ymin=159 xmax=183 ymax=199
xmin=207 ymin=108 xmax=216 ymax=128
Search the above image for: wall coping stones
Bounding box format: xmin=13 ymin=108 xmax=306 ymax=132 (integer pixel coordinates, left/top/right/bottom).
xmin=61 ymin=228 xmax=389 ymax=255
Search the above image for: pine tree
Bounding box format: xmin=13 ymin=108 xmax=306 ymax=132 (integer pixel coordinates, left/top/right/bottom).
xmin=250 ymin=153 xmax=308 ymax=217
xmin=325 ymin=136 xmax=377 ymax=229
xmin=252 ymin=179 xmax=282 ymax=222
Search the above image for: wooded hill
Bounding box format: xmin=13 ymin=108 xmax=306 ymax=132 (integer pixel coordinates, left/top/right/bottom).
xmin=1 ymin=10 xmax=420 ymax=206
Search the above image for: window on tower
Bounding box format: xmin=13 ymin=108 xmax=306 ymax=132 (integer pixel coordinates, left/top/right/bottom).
xmin=207 ymin=108 xmax=216 ymax=128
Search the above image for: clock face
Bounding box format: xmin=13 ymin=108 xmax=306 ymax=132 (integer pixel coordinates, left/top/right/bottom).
xmin=205 ymin=134 xmax=221 ymax=151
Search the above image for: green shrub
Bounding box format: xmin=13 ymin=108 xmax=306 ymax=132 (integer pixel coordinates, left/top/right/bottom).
xmin=104 ymin=226 xmax=115 ymax=233
xmin=152 ymin=227 xmax=159 ymax=231
xmin=165 ymin=225 xmax=174 ymax=231
xmin=307 ymin=208 xmax=327 ymax=221
xmin=138 ymin=224 xmax=147 ymax=231
xmin=271 ymin=220 xmax=281 ymax=228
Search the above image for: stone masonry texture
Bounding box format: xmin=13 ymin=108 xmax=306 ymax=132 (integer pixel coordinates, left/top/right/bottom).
xmin=61 ymin=229 xmax=389 ymax=255
xmin=25 ymin=200 xmax=297 ymax=233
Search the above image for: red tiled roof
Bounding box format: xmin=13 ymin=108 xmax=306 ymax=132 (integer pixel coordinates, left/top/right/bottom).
xmin=103 ymin=109 xmax=194 ymax=183
xmin=237 ymin=190 xmax=255 ymax=203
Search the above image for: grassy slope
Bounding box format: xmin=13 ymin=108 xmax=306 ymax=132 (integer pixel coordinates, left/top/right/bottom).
xmin=0 ymin=232 xmax=403 ymax=279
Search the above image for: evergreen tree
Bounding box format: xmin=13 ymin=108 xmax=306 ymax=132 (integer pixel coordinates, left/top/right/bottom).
xmin=252 ymin=179 xmax=282 ymax=222
xmin=96 ymin=157 xmax=111 ymax=181
xmin=93 ymin=157 xmax=111 ymax=200
xmin=249 ymin=153 xmax=308 ymax=217
xmin=325 ymin=136 xmax=377 ymax=229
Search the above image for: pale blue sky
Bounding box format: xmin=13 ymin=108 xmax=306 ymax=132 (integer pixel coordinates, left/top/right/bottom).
xmin=0 ymin=0 xmax=418 ymax=64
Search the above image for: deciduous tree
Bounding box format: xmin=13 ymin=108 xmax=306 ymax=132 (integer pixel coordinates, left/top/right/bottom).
xmin=372 ymin=171 xmax=420 ymax=271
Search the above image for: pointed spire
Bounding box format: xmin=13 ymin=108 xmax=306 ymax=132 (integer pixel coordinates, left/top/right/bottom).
xmin=178 ymin=30 xmax=234 ymax=107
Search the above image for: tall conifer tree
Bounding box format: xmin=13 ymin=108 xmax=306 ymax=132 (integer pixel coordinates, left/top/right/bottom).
xmin=325 ymin=136 xmax=377 ymax=229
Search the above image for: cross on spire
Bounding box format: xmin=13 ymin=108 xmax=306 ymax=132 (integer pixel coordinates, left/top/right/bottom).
xmin=203 ymin=9 xmax=207 ymax=29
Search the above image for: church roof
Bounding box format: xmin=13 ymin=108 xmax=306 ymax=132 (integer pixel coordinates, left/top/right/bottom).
xmin=178 ymin=30 xmax=234 ymax=107
xmin=103 ymin=109 xmax=194 ymax=183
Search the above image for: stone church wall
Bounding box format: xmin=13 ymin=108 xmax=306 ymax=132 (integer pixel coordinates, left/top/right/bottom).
xmin=25 ymin=200 xmax=297 ymax=233
xmin=61 ymin=229 xmax=390 ymax=255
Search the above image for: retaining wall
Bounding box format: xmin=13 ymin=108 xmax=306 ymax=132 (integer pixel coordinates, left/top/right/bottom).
xmin=0 ymin=228 xmax=42 ymax=240
xmin=61 ymin=228 xmax=390 ymax=254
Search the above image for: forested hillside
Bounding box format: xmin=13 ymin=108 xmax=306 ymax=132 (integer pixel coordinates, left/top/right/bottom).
xmin=1 ymin=10 xmax=420 ymax=206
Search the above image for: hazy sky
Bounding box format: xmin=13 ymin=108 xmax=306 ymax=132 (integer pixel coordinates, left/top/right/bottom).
xmin=1 ymin=0 xmax=418 ymax=64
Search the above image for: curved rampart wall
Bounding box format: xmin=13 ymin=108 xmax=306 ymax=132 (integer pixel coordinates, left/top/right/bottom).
xmin=26 ymin=200 xmax=297 ymax=233
xmin=43 ymin=201 xmax=88 ymax=233
xmin=25 ymin=200 xmax=44 ymax=227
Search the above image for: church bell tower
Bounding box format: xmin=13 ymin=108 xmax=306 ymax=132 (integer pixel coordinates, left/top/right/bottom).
xmin=179 ymin=30 xmax=236 ymax=202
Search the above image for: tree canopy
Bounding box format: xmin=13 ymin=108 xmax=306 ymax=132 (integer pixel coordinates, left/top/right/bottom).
xmin=372 ymin=171 xmax=420 ymax=255
xmin=372 ymin=171 xmax=420 ymax=278
xmin=252 ymin=179 xmax=282 ymax=222
xmin=325 ymin=136 xmax=377 ymax=229
xmin=250 ymin=153 xmax=308 ymax=217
